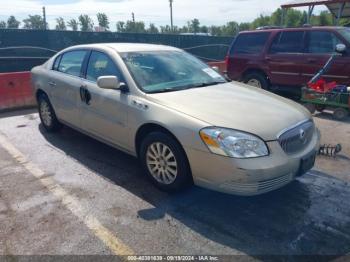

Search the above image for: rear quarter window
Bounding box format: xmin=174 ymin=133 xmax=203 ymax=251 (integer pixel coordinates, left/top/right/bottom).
xmin=230 ymin=32 xmax=270 ymax=55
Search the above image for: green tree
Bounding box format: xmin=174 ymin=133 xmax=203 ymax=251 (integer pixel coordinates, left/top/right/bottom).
xmin=222 ymin=21 xmax=239 ymax=36
xmin=79 ymin=14 xmax=94 ymax=31
xmin=55 ymin=17 xmax=67 ymax=30
xmin=285 ymin=9 xmax=303 ymax=27
xmin=200 ymin=25 xmax=209 ymax=33
xmin=160 ymin=25 xmax=172 ymax=34
xmin=318 ymin=11 xmax=332 ymax=26
xmin=67 ymin=19 xmax=78 ymax=31
xmin=116 ymin=21 xmax=125 ymax=32
xmin=270 ymin=8 xmax=283 ymax=26
xmin=0 ymin=21 xmax=6 ymax=29
xmin=147 ymin=23 xmax=159 ymax=34
xmin=188 ymin=18 xmax=200 ymax=33
xmin=124 ymin=20 xmax=146 ymax=33
xmin=7 ymin=16 xmax=20 ymax=29
xmin=251 ymin=14 xmax=271 ymax=29
xmin=97 ymin=13 xmax=109 ymax=30
xmin=23 ymin=15 xmax=47 ymax=29
xmin=209 ymin=25 xmax=223 ymax=36
xmin=239 ymin=22 xmax=250 ymax=32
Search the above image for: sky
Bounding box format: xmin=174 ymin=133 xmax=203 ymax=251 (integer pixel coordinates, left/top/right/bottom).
xmin=0 ymin=0 xmax=327 ymax=29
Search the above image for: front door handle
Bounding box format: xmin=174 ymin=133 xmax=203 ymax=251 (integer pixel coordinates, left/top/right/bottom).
xmin=79 ymin=85 xmax=91 ymax=105
xmin=48 ymin=81 xmax=56 ymax=87
xmin=307 ymin=58 xmax=317 ymax=63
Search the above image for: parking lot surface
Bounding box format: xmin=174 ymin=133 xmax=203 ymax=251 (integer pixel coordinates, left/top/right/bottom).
xmin=0 ymin=109 xmax=350 ymax=259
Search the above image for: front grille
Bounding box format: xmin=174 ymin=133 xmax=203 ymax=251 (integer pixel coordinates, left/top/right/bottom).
xmin=278 ymin=120 xmax=314 ymax=154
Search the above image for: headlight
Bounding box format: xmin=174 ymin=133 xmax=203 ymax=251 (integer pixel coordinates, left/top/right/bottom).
xmin=199 ymin=127 xmax=269 ymax=158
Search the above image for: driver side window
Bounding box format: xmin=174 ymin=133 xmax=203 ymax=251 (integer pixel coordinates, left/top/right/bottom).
xmin=86 ymin=51 xmax=123 ymax=82
xmin=307 ymin=31 xmax=343 ymax=54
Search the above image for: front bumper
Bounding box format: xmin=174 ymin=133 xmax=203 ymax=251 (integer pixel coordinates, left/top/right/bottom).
xmin=185 ymin=128 xmax=320 ymax=196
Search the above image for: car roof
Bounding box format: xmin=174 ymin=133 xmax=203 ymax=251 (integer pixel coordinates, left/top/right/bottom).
xmin=240 ymin=26 xmax=345 ymax=34
xmin=64 ymin=43 xmax=180 ymax=53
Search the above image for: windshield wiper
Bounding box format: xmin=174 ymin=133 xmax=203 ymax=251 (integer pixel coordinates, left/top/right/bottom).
xmin=147 ymin=81 xmax=226 ymax=94
xmin=192 ymin=81 xmax=226 ymax=88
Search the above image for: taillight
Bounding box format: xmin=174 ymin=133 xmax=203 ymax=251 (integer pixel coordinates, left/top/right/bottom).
xmin=225 ymin=55 xmax=230 ymax=71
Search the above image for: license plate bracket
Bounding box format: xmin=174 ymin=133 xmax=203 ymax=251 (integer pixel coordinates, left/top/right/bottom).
xmin=298 ymin=151 xmax=316 ymax=176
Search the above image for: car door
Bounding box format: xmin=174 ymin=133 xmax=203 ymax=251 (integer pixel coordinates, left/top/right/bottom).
xmin=80 ymin=50 xmax=129 ymax=148
xmin=302 ymin=30 xmax=350 ymax=85
xmin=48 ymin=50 xmax=88 ymax=126
xmin=265 ymin=31 xmax=306 ymax=86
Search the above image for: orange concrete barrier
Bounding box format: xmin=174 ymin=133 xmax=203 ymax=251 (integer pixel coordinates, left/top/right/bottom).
xmin=207 ymin=61 xmax=227 ymax=74
xmin=0 ymin=72 xmax=36 ymax=111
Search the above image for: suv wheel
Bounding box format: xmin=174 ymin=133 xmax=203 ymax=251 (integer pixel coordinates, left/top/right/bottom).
xmin=38 ymin=93 xmax=62 ymax=132
xmin=243 ymin=72 xmax=269 ymax=90
xmin=140 ymin=132 xmax=192 ymax=192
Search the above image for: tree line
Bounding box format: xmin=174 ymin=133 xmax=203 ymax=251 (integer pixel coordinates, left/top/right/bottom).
xmin=0 ymin=8 xmax=349 ymax=36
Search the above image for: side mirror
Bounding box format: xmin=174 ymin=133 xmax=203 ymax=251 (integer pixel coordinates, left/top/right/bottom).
xmin=97 ymin=76 xmax=120 ymax=90
xmin=97 ymin=76 xmax=128 ymax=92
xmin=335 ymin=44 xmax=346 ymax=54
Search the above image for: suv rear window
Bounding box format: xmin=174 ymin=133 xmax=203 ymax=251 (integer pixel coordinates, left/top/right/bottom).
xmin=269 ymin=31 xmax=305 ymax=54
xmin=230 ymin=32 xmax=270 ymax=55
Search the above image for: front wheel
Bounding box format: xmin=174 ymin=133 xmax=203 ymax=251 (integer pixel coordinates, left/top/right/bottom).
xmin=38 ymin=93 xmax=62 ymax=132
xmin=139 ymin=132 xmax=193 ymax=192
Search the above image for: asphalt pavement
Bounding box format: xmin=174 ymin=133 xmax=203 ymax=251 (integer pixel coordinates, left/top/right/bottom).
xmin=0 ymin=109 xmax=350 ymax=260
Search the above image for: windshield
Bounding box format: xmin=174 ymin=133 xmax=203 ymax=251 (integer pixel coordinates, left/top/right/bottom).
xmin=338 ymin=28 xmax=350 ymax=43
xmin=120 ymin=50 xmax=226 ymax=93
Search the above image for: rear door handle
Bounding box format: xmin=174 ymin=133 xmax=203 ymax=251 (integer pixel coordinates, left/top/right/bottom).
xmin=48 ymin=81 xmax=56 ymax=87
xmin=307 ymin=58 xmax=316 ymax=63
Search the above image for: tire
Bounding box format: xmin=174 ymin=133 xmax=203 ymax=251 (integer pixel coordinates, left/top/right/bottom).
xmin=38 ymin=93 xmax=62 ymax=132
xmin=243 ymin=72 xmax=270 ymax=90
xmin=333 ymin=108 xmax=348 ymax=121
xmin=139 ymin=132 xmax=193 ymax=192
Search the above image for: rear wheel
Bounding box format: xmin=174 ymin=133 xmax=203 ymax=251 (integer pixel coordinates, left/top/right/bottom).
xmin=140 ymin=132 xmax=192 ymax=192
xmin=243 ymin=72 xmax=269 ymax=90
xmin=333 ymin=108 xmax=348 ymax=121
xmin=38 ymin=93 xmax=62 ymax=132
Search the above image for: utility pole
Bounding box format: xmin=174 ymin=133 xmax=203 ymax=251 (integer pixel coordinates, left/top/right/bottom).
xmin=169 ymin=0 xmax=174 ymax=32
xmin=132 ymin=12 xmax=135 ymax=23
xmin=42 ymin=6 xmax=47 ymax=30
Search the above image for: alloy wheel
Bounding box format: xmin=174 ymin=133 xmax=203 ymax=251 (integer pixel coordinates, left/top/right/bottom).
xmin=146 ymin=142 xmax=178 ymax=185
xmin=247 ymin=79 xmax=262 ymax=88
xmin=40 ymin=100 xmax=52 ymax=127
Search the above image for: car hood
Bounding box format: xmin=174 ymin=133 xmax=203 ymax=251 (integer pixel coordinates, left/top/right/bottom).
xmin=147 ymin=82 xmax=311 ymax=141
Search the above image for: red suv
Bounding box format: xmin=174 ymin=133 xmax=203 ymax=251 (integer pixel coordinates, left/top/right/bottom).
xmin=226 ymin=27 xmax=350 ymax=90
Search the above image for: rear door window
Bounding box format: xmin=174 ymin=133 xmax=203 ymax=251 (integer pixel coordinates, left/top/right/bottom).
xmin=230 ymin=32 xmax=270 ymax=55
xmin=307 ymin=31 xmax=343 ymax=54
xmin=58 ymin=50 xmax=87 ymax=77
xmin=86 ymin=51 xmax=124 ymax=82
xmin=269 ymin=31 xmax=305 ymax=54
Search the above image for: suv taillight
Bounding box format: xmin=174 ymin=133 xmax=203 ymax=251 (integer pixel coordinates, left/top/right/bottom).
xmin=225 ymin=55 xmax=230 ymax=70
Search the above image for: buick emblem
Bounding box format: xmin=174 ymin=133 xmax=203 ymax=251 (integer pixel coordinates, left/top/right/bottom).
xmin=299 ymin=128 xmax=307 ymax=144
